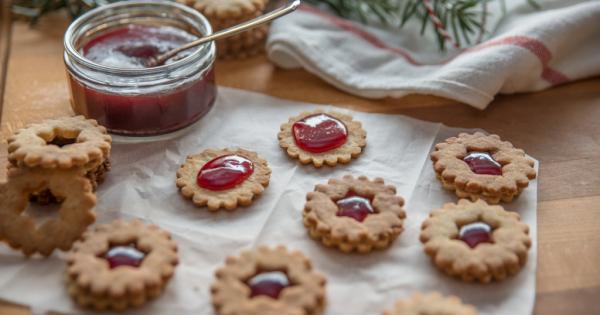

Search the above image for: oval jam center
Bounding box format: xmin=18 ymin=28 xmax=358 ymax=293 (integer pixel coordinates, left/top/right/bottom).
xmin=463 ymin=152 xmax=502 ymax=175
xmin=292 ymin=114 xmax=348 ymax=153
xmin=104 ymin=244 xmax=146 ymax=269
xmin=336 ymin=194 xmax=375 ymax=222
xmin=247 ymin=271 xmax=290 ymax=299
xmin=459 ymin=222 xmax=493 ymax=248
xmin=197 ymin=155 xmax=254 ymax=191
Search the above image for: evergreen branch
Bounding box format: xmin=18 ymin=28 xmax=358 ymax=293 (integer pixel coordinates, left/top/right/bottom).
xmin=306 ymin=0 xmax=541 ymax=51
xmin=12 ymin=0 xmax=541 ymax=52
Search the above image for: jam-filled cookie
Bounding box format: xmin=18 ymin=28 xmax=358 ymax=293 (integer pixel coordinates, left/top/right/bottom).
xmin=176 ymin=148 xmax=271 ymax=211
xmin=178 ymin=0 xmax=269 ymax=59
xmin=383 ymin=292 xmax=478 ymax=315
xmin=431 ymin=132 xmax=536 ymax=203
xmin=278 ymin=110 xmax=367 ymax=168
xmin=420 ymin=199 xmax=531 ymax=283
xmin=66 ymin=220 xmax=179 ymax=310
xmin=211 ymin=246 xmax=327 ymax=315
xmin=7 ymin=115 xmax=112 ymax=203
xmin=303 ymin=175 xmax=406 ymax=253
xmin=0 ymin=167 xmax=96 ymax=256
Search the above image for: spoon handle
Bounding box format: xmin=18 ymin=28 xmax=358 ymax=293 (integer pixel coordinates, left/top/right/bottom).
xmin=154 ymin=0 xmax=301 ymax=65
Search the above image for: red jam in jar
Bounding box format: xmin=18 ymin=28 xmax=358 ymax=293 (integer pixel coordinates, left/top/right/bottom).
xmin=83 ymin=25 xmax=197 ymax=69
xmin=64 ymin=1 xmax=217 ymax=136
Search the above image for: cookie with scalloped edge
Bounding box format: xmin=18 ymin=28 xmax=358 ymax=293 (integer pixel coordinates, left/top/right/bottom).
xmin=66 ymin=220 xmax=179 ymax=311
xmin=303 ymin=175 xmax=405 ymax=253
xmin=383 ymin=292 xmax=478 ymax=315
xmin=176 ymin=148 xmax=271 ymax=211
xmin=431 ymin=132 xmax=536 ymax=203
xmin=278 ymin=109 xmax=367 ymax=168
xmin=211 ymin=246 xmax=327 ymax=315
xmin=420 ymin=199 xmax=531 ymax=283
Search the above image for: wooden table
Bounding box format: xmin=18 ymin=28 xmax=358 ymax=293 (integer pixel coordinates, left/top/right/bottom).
xmin=1 ymin=6 xmax=599 ymax=315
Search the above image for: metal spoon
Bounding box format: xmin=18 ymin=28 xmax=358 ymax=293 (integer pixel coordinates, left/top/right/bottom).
xmin=145 ymin=0 xmax=301 ymax=67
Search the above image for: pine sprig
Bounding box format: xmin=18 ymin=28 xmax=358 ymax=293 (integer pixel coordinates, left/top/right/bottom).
xmin=11 ymin=0 xmax=124 ymax=24
xmin=306 ymin=0 xmax=540 ymax=51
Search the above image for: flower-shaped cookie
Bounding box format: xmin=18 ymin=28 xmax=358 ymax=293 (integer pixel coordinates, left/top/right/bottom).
xmin=431 ymin=132 xmax=536 ymax=203
xmin=211 ymin=246 xmax=327 ymax=315
xmin=278 ymin=110 xmax=367 ymax=167
xmin=7 ymin=115 xmax=112 ymax=170
xmin=176 ymin=148 xmax=271 ymax=210
xmin=383 ymin=292 xmax=478 ymax=315
xmin=420 ymin=199 xmax=531 ymax=283
xmin=66 ymin=220 xmax=179 ymax=310
xmin=303 ymin=175 xmax=406 ymax=253
xmin=0 ymin=167 xmax=96 ymax=256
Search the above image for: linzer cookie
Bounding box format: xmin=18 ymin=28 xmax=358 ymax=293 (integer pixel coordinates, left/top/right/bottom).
xmin=180 ymin=0 xmax=269 ymax=59
xmin=176 ymin=148 xmax=271 ymax=210
xmin=420 ymin=199 xmax=531 ymax=283
xmin=0 ymin=167 xmax=96 ymax=256
xmin=7 ymin=115 xmax=112 ymax=197
xmin=431 ymin=132 xmax=536 ymax=203
xmin=279 ymin=110 xmax=367 ymax=168
xmin=66 ymin=220 xmax=179 ymax=310
xmin=383 ymin=292 xmax=478 ymax=315
xmin=211 ymin=246 xmax=327 ymax=315
xmin=303 ymin=175 xmax=405 ymax=253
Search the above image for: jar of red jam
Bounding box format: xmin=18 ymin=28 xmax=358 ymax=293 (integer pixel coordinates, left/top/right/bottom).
xmin=64 ymin=0 xmax=217 ymax=137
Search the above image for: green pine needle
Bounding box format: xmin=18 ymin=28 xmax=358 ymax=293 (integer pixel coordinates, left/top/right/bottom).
xmin=12 ymin=0 xmax=541 ymax=51
xmin=306 ymin=0 xmax=541 ymax=51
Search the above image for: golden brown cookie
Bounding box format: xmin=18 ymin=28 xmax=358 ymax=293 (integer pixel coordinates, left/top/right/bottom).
xmin=66 ymin=220 xmax=179 ymax=311
xmin=7 ymin=115 xmax=112 ymax=203
xmin=431 ymin=132 xmax=536 ymax=203
xmin=0 ymin=167 xmax=96 ymax=256
xmin=383 ymin=292 xmax=478 ymax=315
xmin=179 ymin=0 xmax=270 ymax=59
xmin=7 ymin=115 xmax=112 ymax=170
xmin=303 ymin=175 xmax=406 ymax=253
xmin=193 ymin=0 xmax=268 ymax=19
xmin=420 ymin=199 xmax=531 ymax=283
xmin=211 ymin=246 xmax=327 ymax=315
xmin=176 ymin=148 xmax=271 ymax=211
xmin=278 ymin=110 xmax=367 ymax=168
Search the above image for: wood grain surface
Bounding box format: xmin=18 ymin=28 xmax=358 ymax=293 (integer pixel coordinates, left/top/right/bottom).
xmin=1 ymin=9 xmax=599 ymax=315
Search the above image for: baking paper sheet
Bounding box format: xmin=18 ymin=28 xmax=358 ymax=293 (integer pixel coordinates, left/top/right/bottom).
xmin=0 ymin=87 xmax=538 ymax=315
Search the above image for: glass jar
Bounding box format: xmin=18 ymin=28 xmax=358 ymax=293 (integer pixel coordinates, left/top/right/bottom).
xmin=64 ymin=0 xmax=217 ymax=137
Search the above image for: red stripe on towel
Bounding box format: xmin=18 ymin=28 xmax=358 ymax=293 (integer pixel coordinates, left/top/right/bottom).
xmin=300 ymin=5 xmax=570 ymax=85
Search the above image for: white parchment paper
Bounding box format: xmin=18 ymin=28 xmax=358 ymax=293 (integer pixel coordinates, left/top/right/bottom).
xmin=0 ymin=87 xmax=538 ymax=315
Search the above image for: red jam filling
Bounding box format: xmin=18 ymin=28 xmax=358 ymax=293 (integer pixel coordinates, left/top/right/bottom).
xmin=459 ymin=222 xmax=493 ymax=248
xmin=197 ymin=155 xmax=254 ymax=191
xmin=247 ymin=271 xmax=290 ymax=299
xmin=292 ymin=114 xmax=348 ymax=153
xmin=70 ymin=25 xmax=216 ymax=136
xmin=463 ymin=152 xmax=502 ymax=175
xmin=336 ymin=193 xmax=375 ymax=222
xmin=83 ymin=25 xmax=197 ymax=68
xmin=104 ymin=244 xmax=145 ymax=269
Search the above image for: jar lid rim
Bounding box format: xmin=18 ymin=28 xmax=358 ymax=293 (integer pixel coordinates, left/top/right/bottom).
xmin=64 ymin=0 xmax=213 ymax=75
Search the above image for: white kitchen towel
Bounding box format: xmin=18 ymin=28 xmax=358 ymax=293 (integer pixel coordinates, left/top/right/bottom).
xmin=267 ymin=0 xmax=600 ymax=109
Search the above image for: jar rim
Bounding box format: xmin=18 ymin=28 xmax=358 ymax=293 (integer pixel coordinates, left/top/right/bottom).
xmin=64 ymin=0 xmax=213 ymax=75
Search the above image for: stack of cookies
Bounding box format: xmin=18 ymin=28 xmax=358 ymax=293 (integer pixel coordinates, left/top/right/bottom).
xmin=0 ymin=116 xmax=112 ymax=256
xmin=177 ymin=0 xmax=270 ymax=59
